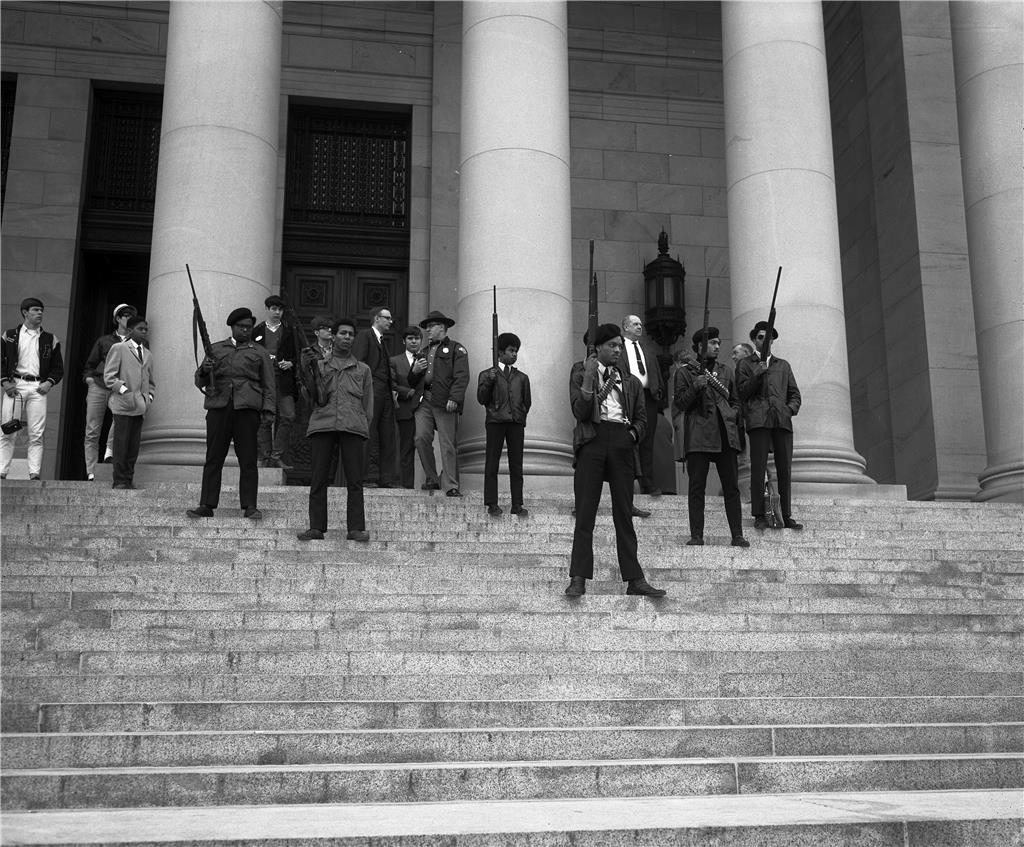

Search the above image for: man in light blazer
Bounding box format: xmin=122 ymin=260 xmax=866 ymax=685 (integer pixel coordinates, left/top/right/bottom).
xmin=103 ymin=315 xmax=155 ymax=490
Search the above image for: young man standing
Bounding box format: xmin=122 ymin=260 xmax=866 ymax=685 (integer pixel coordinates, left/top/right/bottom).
xmin=253 ymin=295 xmax=298 ymax=469
xmin=297 ymin=317 xmax=373 ymax=542
xmin=477 ymin=332 xmax=532 ymax=517
xmin=565 ymin=323 xmax=666 ymax=598
xmin=352 ymin=305 xmax=399 ymax=487
xmin=187 ymin=308 xmax=275 ymax=521
xmin=390 ymin=325 xmax=426 ymax=489
xmin=103 ymin=316 xmax=155 ymax=490
xmin=1 ymin=298 xmax=64 ymax=480
xmin=82 ymin=303 xmax=137 ymax=480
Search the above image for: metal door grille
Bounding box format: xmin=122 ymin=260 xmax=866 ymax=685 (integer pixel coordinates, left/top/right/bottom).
xmin=86 ymin=90 xmax=162 ymax=214
xmin=1 ymin=79 xmax=16 ymax=210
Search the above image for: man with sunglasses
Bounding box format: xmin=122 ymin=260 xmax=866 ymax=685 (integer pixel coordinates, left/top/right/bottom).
xmin=736 ymin=321 xmax=803 ymax=531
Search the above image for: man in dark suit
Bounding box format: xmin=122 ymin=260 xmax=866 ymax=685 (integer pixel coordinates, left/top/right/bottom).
xmin=619 ymin=314 xmax=665 ymax=495
xmin=565 ymin=323 xmax=666 ymax=598
xmin=352 ymin=305 xmax=398 ymax=487
xmin=389 ymin=325 xmax=426 ymax=489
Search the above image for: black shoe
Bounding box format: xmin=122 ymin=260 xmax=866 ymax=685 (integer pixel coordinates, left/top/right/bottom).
xmin=266 ymin=457 xmax=293 ymax=470
xmin=446 ymin=488 xmax=462 ymax=498
xmin=631 ymin=505 xmax=651 ymax=519
xmin=29 ymin=474 xmax=41 ymax=481
xmin=244 ymin=508 xmax=263 ymax=520
xmin=570 ymin=507 xmax=576 ymax=518
xmin=487 ymin=505 xmax=502 ymax=517
xmin=297 ymin=529 xmax=325 ymax=541
xmin=511 ymin=506 xmax=529 ymax=517
xmin=346 ymin=530 xmax=370 ymax=542
xmin=686 ymin=536 xmax=704 ymax=546
xmin=421 ymin=482 xmax=441 ymax=491
xmin=187 ymin=506 xmax=214 ymax=518
xmin=626 ymin=577 xmax=667 ymax=597
xmin=565 ymin=576 xmax=586 ymax=597
xmin=646 ymin=487 xmax=662 ymax=497
xmin=784 ymin=518 xmax=804 ymax=530
xmin=112 ymin=483 xmax=130 ymax=490
xmin=753 ymin=516 xmax=769 ymax=531
xmin=732 ymin=535 xmax=750 ymax=548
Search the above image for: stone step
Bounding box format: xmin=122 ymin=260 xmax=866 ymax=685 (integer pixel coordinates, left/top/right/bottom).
xmin=2 ymin=791 xmax=1020 ymax=846
xmin=8 ymin=646 xmax=1020 ymax=676
xmin=29 ymin=696 xmax=1024 ymax=733
xmin=3 ymin=670 xmax=1019 ymax=705
xmin=5 ymin=723 xmax=1023 ymax=770
xmin=6 ymin=626 xmax=1020 ymax=654
xmin=7 ymin=607 xmax=1023 ymax=635
xmin=4 ymin=753 xmax=1022 ymax=809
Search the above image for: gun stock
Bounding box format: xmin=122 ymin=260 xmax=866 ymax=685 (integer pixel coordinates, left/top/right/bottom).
xmin=284 ymin=300 xmax=327 ymax=408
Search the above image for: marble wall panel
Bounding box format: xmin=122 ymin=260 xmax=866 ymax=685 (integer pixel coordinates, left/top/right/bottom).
xmin=569 ymin=117 xmax=636 ymax=151
xmin=635 ymin=66 xmax=700 ymax=98
xmin=569 ymin=59 xmax=636 ymax=93
xmin=668 ymin=154 xmax=724 ymax=187
xmin=571 ymin=177 xmax=637 ymax=212
xmin=670 ymin=213 xmax=727 ymax=248
xmin=638 ymin=183 xmax=701 ymax=216
xmin=1 ymin=237 xmax=37 ymax=272
xmin=352 ymin=40 xmax=422 ymax=76
xmin=604 ymin=150 xmax=669 ymax=183
xmin=604 ymin=209 xmax=667 ymax=244
xmin=284 ymin=35 xmax=353 ymax=70
xmin=636 ymin=123 xmax=701 ymax=155
xmin=571 ymin=148 xmax=603 ymax=179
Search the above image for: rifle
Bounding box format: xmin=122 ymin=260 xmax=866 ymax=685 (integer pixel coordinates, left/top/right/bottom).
xmin=762 ymin=266 xmax=782 ymax=365
xmin=688 ymin=277 xmax=730 ymax=403
xmin=491 ymin=286 xmax=499 ymax=370
xmin=587 ymin=240 xmax=598 ymax=357
xmin=186 ymin=264 xmax=215 ymax=394
xmin=285 ymin=301 xmax=327 ymax=408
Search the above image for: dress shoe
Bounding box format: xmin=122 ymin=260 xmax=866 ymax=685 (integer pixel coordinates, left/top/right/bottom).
xmin=626 ymin=577 xmax=667 ymax=597
xmin=511 ymin=506 xmax=529 ymax=517
xmin=86 ymin=474 xmax=95 ymax=481
xmin=631 ymin=505 xmax=651 ymax=519
xmin=267 ymin=457 xmax=293 ymax=470
xmin=686 ymin=536 xmax=704 ymax=546
xmin=103 ymin=454 xmax=113 ymax=464
xmin=732 ymin=535 xmax=750 ymax=548
xmin=753 ymin=516 xmax=769 ymax=531
xmin=784 ymin=518 xmax=804 ymax=530
xmin=297 ymin=529 xmax=325 ymax=541
xmin=244 ymin=508 xmax=263 ymax=520
xmin=645 ymin=487 xmax=662 ymax=497
xmin=487 ymin=505 xmax=502 ymax=517
xmin=446 ymin=488 xmax=462 ymax=498
xmin=565 ymin=576 xmax=586 ymax=596
xmin=112 ymin=483 xmax=130 ymax=490
xmin=187 ymin=506 xmax=214 ymax=518
xmin=347 ymin=530 xmax=370 ymax=542
xmin=421 ymin=482 xmax=441 ymax=491
xmin=29 ymin=474 xmax=40 ymax=480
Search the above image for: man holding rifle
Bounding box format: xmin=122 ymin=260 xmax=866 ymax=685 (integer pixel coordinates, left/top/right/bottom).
xmin=736 ymin=320 xmax=803 ymax=531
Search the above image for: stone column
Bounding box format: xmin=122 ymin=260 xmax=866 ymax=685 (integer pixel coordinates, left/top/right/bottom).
xmin=457 ymin=0 xmax=574 ymax=479
xmin=140 ymin=1 xmax=283 ymax=469
xmin=949 ymin=2 xmax=1024 ymax=502
xmin=722 ymin=1 xmax=872 ymax=486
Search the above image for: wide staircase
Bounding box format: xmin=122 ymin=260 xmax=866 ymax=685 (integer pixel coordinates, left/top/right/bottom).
xmin=1 ymin=480 xmax=1022 ymax=845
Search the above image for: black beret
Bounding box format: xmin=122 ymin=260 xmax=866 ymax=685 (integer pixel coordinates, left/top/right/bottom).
xmin=20 ymin=297 xmax=44 ymax=312
xmin=749 ymin=320 xmax=779 ymax=341
xmin=264 ymin=295 xmax=286 ymax=308
xmin=691 ymin=326 xmax=720 ymax=349
xmin=594 ymin=323 xmax=621 ymax=348
xmin=497 ymin=332 xmax=520 ymax=350
xmin=226 ymin=307 xmax=254 ymax=326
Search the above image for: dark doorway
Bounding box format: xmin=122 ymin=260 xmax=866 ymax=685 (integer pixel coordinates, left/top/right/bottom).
xmin=59 ymin=251 xmax=149 ymax=479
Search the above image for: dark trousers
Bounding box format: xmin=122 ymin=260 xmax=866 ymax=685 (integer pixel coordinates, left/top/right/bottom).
xmin=748 ymin=427 xmax=794 ymax=518
xmin=200 ymin=407 xmax=259 ymax=510
xmin=397 ymin=417 xmax=416 ymax=488
xmin=308 ymin=431 xmax=366 ymax=533
xmin=257 ymin=391 xmax=295 ymax=460
xmin=111 ymin=414 xmax=143 ymax=487
xmin=570 ymin=422 xmax=642 ymax=582
xmin=484 ymin=422 xmax=525 ymax=507
xmin=366 ymin=389 xmax=398 ymax=485
xmin=637 ymin=391 xmax=659 ymax=491
xmin=686 ymin=448 xmax=743 ymax=538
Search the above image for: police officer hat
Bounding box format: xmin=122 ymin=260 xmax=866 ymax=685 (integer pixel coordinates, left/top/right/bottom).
xmin=419 ymin=310 xmax=456 ymax=329
xmin=749 ymin=320 xmax=779 ymax=341
xmin=496 ymin=332 xmax=520 ymax=350
xmin=691 ymin=326 xmax=720 ymax=351
xmin=226 ymin=307 xmax=255 ymax=326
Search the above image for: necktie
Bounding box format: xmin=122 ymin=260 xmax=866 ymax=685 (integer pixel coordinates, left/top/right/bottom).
xmin=135 ymin=344 xmax=143 ymax=363
xmin=596 ymin=368 xmax=618 ymax=404
xmin=633 ymin=341 xmax=645 ymax=375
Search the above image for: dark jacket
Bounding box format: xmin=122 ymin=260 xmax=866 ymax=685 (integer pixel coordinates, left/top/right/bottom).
xmin=569 ymin=359 xmax=646 ymax=466
xmin=409 ymin=336 xmax=470 ymax=413
xmin=253 ymin=321 xmax=299 ymax=398
xmin=390 ymin=351 xmax=423 ymax=421
xmin=352 ymin=328 xmax=394 ymax=396
xmin=736 ymin=354 xmax=801 ymax=431
xmin=306 ymin=355 xmax=373 ymax=438
xmin=477 ymin=365 xmax=531 ymax=425
xmin=673 ymin=358 xmax=741 ymax=455
xmin=1 ymin=326 xmax=64 ymax=388
xmin=195 ymin=338 xmax=276 ymax=413
xmin=83 ymin=332 xmax=129 ymax=383
xmin=619 ymin=336 xmax=665 ymax=409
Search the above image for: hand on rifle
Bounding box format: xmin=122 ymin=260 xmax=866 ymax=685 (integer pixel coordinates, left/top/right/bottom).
xmin=260 ymin=410 xmax=275 ymax=425
xmin=199 ymin=355 xmax=216 ymax=374
xmin=694 ymin=373 xmax=708 ymax=390
xmin=755 ymin=360 xmax=769 ymax=377
xmin=300 ymin=347 xmax=321 ymax=367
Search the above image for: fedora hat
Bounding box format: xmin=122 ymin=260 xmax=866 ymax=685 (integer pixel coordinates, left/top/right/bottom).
xmin=419 ymin=310 xmax=455 ymax=329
